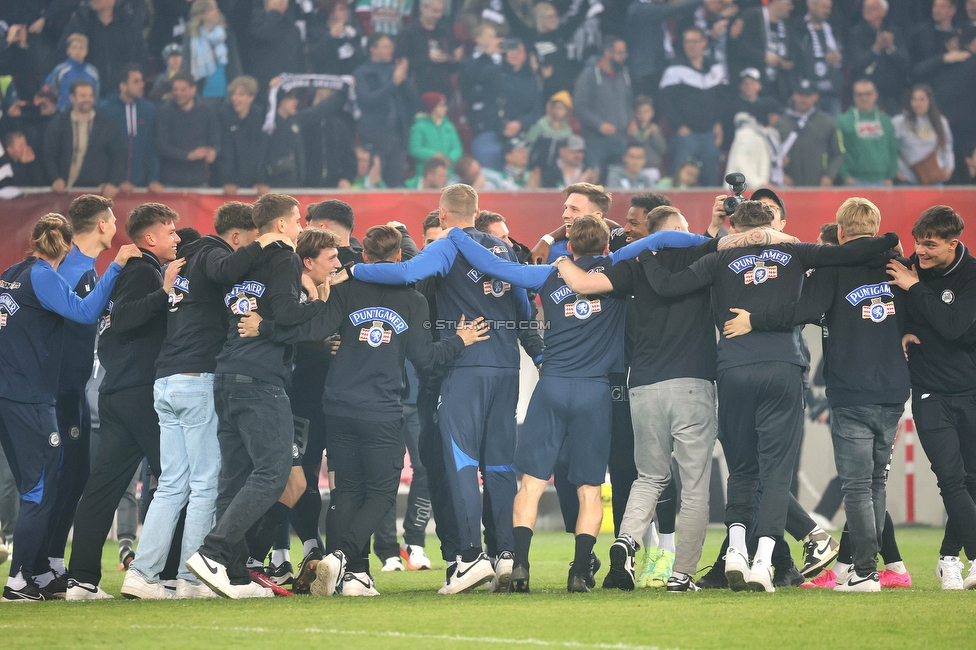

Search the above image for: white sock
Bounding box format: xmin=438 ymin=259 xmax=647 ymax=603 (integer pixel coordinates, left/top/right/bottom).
xmin=271 ymin=549 xmax=290 ymax=566
xmin=6 ymin=571 xmax=26 ymax=591
xmin=833 ymin=561 xmax=852 ymax=577
xmin=804 ymin=526 xmax=826 ymax=543
xmin=755 ymin=536 xmax=775 ymax=565
xmin=34 ymin=571 xmax=55 ymax=588
xmin=884 ymin=561 xmax=907 ymax=574
xmin=643 ymin=521 xmax=659 ymax=550
xmin=672 ymin=570 xmax=688 ymax=581
xmin=49 ymin=557 xmax=66 ymax=576
xmin=729 ymin=524 xmax=747 ymax=554
xmin=303 ymin=539 xmax=319 ymax=557
xmin=659 ymin=533 xmax=676 ymax=554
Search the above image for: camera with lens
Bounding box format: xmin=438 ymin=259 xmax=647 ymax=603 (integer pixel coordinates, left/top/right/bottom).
xmin=723 ymin=173 xmax=747 ymax=216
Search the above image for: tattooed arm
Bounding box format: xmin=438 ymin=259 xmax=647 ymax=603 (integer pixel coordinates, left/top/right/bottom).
xmin=718 ymin=228 xmax=800 ymax=250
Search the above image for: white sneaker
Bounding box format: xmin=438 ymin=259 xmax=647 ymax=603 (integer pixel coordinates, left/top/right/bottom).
xmin=966 ymin=560 xmax=976 ymax=590
xmin=438 ymin=553 xmax=495 ymax=594
xmin=745 ymin=558 xmax=775 ymax=593
xmin=311 ymin=550 xmax=346 ymax=596
xmin=185 ymin=551 xmax=236 ymax=599
xmin=834 ymin=570 xmax=881 ymax=592
xmin=121 ymin=571 xmax=172 ymax=600
xmin=487 ymin=551 xmax=514 ymax=593
xmin=381 ymin=556 xmax=403 ymax=572
xmin=175 ymin=578 xmax=218 ymax=599
xmin=340 ymin=572 xmax=380 ymax=596
xmin=937 ymin=556 xmax=965 ymax=590
xmin=724 ymin=547 xmax=750 ymax=592
xmin=401 ymin=544 xmax=432 ymax=571
xmin=65 ymin=578 xmax=114 ymax=601
xmin=233 ymin=581 xmax=273 ymax=598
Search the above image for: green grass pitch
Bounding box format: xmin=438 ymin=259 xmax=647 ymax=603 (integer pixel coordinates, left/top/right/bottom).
xmin=2 ymin=527 xmax=974 ymax=649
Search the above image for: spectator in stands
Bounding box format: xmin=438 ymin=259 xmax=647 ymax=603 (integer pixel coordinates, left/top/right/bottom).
xmin=728 ymin=0 xmax=796 ymax=100
xmin=351 ymin=145 xmax=386 ymax=188
xmin=911 ymin=0 xmax=957 ymax=65
xmin=502 ymin=0 xmax=596 ymax=98
xmin=725 ymin=102 xmax=781 ymax=188
xmin=655 ymin=159 xmax=701 ymax=189
xmin=659 ymin=26 xmax=727 ymax=187
xmin=397 ymin=0 xmax=462 ymax=96
xmin=46 ymin=33 xmax=100 ymax=111
xmin=58 ymin=0 xmax=149 ymax=99
xmin=493 ymin=137 xmax=537 ymax=188
xmin=462 ymin=21 xmax=504 ymax=170
xmin=777 ymin=79 xmax=843 ymax=186
xmin=0 ymin=131 xmax=45 ymax=187
xmin=409 ymin=91 xmax=462 ymax=179
xmin=965 ymin=0 xmax=976 ymax=28
xmin=794 ymin=0 xmax=843 ymax=116
xmin=849 ymin=0 xmax=911 ymax=115
xmin=450 ymin=152 xmax=514 ymax=190
xmin=96 ymin=64 xmax=162 ymax=192
xmin=499 ymin=39 xmax=543 ymax=140
xmin=356 ymin=0 xmax=412 ymax=36
xmin=838 ymin=78 xmax=898 ymax=186
xmin=308 ymin=0 xmax=365 ymax=76
xmin=678 ymin=0 xmax=738 ymax=69
xmin=249 ymin=0 xmax=305 ymax=92
xmin=625 ymin=0 xmax=702 ymax=97
xmin=146 ymin=0 xmax=192 ymax=74
xmin=627 ymin=95 xmax=667 ymax=175
xmin=572 ymin=36 xmax=631 ymax=178
xmin=181 ymin=0 xmax=242 ymax=100
xmin=605 ymin=141 xmax=661 ymax=189
xmin=539 ymin=134 xmax=599 ymax=188
xmin=149 ymin=43 xmax=183 ymax=104
xmin=526 ymin=90 xmax=573 ymax=174
xmin=405 ymin=156 xmax=449 ymax=189
xmin=264 ymin=88 xmax=306 ymax=188
xmin=43 ymin=79 xmax=125 ymax=196
xmin=927 ymin=28 xmax=976 ymax=183
xmin=892 ymin=83 xmax=954 ymax=185
xmin=14 ymin=87 xmax=58 ymax=153
xmin=354 ymin=32 xmax=417 ymax=187
xmin=723 ymin=68 xmax=766 ymax=148
xmin=303 ymin=88 xmax=358 ymax=188
xmin=217 ymin=75 xmax=269 ymax=195
xmin=154 ymin=72 xmax=220 ymax=187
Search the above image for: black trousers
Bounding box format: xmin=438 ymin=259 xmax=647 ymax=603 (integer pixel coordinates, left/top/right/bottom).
xmin=68 ymin=386 xmax=160 ymax=585
xmin=326 ymin=415 xmax=404 ymax=573
xmin=718 ymin=362 xmax=805 ymax=539
xmin=374 ymin=404 xmax=430 ymax=560
xmin=912 ymin=392 xmax=976 ymax=559
xmin=42 ymin=388 xmax=91 ymax=565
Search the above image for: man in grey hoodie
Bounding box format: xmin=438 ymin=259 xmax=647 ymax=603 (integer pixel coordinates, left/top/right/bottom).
xmin=572 ymin=37 xmax=633 ymax=180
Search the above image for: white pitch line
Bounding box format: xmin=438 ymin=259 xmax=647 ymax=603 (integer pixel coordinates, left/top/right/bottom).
xmin=123 ymin=624 xmax=679 ymax=650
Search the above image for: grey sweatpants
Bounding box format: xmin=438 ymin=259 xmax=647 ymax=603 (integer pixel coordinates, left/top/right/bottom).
xmin=620 ymin=378 xmax=717 ymax=575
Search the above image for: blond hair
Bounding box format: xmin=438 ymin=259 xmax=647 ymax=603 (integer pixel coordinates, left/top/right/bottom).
xmin=67 ymin=33 xmax=88 ymax=49
xmin=440 ymin=184 xmax=478 ymax=224
xmin=836 ymin=197 xmax=881 ymax=238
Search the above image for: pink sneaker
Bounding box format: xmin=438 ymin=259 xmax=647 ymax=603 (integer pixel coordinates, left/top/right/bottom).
xmin=800 ymin=569 xmax=837 ymax=588
xmin=879 ymin=569 xmax=912 ymax=588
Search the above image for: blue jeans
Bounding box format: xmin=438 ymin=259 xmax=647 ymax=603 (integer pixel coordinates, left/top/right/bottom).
xmin=669 ymin=131 xmax=720 ymax=187
xmin=131 ymin=374 xmax=220 ymax=583
xmin=830 ymin=404 xmax=902 ymax=574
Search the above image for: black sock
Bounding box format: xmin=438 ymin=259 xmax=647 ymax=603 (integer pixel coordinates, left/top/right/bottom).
xmin=573 ymin=534 xmax=596 ymax=575
xmin=880 ymin=511 xmax=902 ymax=564
xmin=460 ymin=548 xmax=482 ymax=563
xmin=290 ymin=472 xmax=322 ymax=544
xmin=513 ymin=526 xmax=533 ymax=569
xmin=247 ymin=502 xmax=291 ymax=561
xmin=838 ymin=524 xmax=853 ymax=564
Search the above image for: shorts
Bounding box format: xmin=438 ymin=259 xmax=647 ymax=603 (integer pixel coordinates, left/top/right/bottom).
xmin=514 ymin=375 xmax=611 ymax=486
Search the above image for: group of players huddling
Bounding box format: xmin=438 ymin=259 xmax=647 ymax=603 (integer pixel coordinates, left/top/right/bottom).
xmin=1 ymin=178 xmax=974 ymax=602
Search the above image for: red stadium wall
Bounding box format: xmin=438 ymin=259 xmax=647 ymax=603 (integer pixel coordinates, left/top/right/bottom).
xmin=2 ymin=188 xmax=975 ymax=272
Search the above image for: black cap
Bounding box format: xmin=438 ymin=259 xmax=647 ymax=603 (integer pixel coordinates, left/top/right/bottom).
xmin=795 ymin=78 xmax=818 ymax=95
xmin=750 ymin=188 xmax=786 ymax=221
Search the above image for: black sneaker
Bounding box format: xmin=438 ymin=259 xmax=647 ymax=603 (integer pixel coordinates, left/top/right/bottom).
xmin=1 ymin=584 xmax=47 ymax=602
xmin=773 ymin=563 xmax=804 ymax=588
xmin=800 ymin=531 xmax=839 ymax=578
xmin=567 ymin=567 xmax=591 ymax=593
xmin=43 ymin=575 xmax=69 ymax=599
xmin=119 ymin=545 xmax=135 ymax=571
xmin=603 ymin=535 xmax=638 ymax=591
xmin=666 ymin=575 xmax=702 ymax=592
xmin=293 ymin=547 xmax=324 ymax=594
xmin=509 ymin=565 xmax=530 ymax=593
xmin=694 ymin=565 xmax=729 ymax=590
xmin=268 ymin=560 xmax=294 ymax=586
xmin=587 ymin=551 xmax=601 ymax=589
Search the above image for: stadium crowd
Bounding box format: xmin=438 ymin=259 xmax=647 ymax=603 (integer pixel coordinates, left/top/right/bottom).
xmin=1 ymin=0 xmax=976 ymax=196
xmin=0 ymin=180 xmax=975 ymax=601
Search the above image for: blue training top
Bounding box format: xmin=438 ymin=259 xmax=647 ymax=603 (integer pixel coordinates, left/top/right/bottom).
xmin=0 ymin=256 xmax=120 ymax=404
xmin=448 ymin=228 xmax=707 ymax=377
xmin=352 ymin=227 xmax=532 ymax=370
xmin=57 ymin=246 xmax=100 ymax=391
